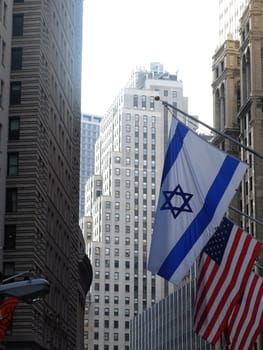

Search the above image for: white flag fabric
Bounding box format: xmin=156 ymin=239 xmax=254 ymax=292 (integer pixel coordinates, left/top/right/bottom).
xmin=148 ymin=119 xmax=248 ymax=285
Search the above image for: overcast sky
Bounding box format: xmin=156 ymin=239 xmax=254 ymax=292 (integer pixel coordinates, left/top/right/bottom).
xmin=81 ymin=0 xmax=219 ymax=127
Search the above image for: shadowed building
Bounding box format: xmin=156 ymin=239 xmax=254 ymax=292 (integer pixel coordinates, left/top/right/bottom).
xmin=1 ymin=0 xmax=92 ymax=349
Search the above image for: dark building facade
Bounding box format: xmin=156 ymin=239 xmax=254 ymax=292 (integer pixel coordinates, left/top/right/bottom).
xmin=2 ymin=0 xmax=92 ymax=349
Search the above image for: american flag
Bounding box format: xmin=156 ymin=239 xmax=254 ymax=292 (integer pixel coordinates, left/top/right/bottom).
xmin=0 ymin=297 xmax=18 ymax=343
xmin=221 ymin=272 xmax=263 ymax=350
xmin=193 ymin=217 xmax=262 ymax=345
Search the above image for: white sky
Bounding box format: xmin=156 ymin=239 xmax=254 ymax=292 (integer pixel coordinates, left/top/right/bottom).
xmin=81 ymin=0 xmax=219 ymax=127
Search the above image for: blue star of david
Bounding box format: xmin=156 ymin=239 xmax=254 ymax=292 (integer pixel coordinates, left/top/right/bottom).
xmin=160 ymin=184 xmax=193 ymax=220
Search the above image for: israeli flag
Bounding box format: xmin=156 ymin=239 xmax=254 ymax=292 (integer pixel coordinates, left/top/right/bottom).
xmin=148 ymin=119 xmax=248 ymax=285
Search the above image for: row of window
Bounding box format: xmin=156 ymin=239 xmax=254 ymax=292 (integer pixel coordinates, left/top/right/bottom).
xmin=126 ymin=113 xmax=156 ymax=124
xmin=94 ymin=319 xmax=129 ymax=330
xmin=133 ymin=95 xmax=155 ymax=109
xmin=94 ymin=331 xmax=129 ymax=342
xmin=93 ymin=345 xmax=129 ymax=350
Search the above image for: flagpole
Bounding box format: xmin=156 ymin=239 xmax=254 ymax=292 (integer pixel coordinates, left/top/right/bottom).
xmin=155 ymin=97 xmax=263 ymax=161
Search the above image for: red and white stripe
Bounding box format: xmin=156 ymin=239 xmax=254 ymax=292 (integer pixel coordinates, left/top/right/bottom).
xmin=226 ymin=272 xmax=263 ymax=350
xmin=193 ymin=226 xmax=262 ymax=345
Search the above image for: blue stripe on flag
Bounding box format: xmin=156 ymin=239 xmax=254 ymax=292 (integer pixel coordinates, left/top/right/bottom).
xmin=161 ymin=122 xmax=188 ymax=185
xmin=158 ymin=155 xmax=240 ymax=280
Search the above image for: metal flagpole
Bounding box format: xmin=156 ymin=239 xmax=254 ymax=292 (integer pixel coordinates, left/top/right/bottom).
xmin=156 ymin=97 xmax=263 ymax=161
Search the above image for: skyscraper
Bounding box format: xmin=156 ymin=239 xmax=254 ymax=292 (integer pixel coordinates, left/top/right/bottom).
xmin=1 ymin=1 xmax=92 ymax=348
xmin=85 ymin=64 xmax=189 ymax=349
xmin=0 ymin=0 xmax=12 ymax=271
xmin=213 ymin=0 xmax=263 ymax=348
xmin=79 ymin=113 xmax=102 ymax=219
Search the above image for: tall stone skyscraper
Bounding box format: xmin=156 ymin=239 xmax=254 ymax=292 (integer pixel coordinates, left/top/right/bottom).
xmin=213 ymin=0 xmax=263 ymax=347
xmin=84 ymin=64 xmax=188 ymax=350
xmin=1 ymin=1 xmax=92 ymax=349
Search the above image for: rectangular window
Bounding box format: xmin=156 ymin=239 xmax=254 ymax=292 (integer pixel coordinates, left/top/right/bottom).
xmin=7 ymin=152 xmax=18 ymax=176
xmin=1 ymin=40 xmax=6 ymax=66
xmin=11 ymin=47 xmax=23 ymax=70
xmin=8 ymin=117 xmax=20 ymax=140
xmin=12 ymin=14 xmax=24 ymax=36
xmin=4 ymin=225 xmax=16 ymax=249
xmin=10 ymin=82 xmax=22 ymax=105
xmin=142 ymin=95 xmax=146 ymax=108
xmin=6 ymin=188 xmax=17 ymax=212
xmin=133 ymin=95 xmax=138 ymax=107
xmin=150 ymin=96 xmax=155 ymax=109
xmin=3 ymin=3 xmax=7 ymax=26
xmin=0 ymin=80 xmax=4 ymax=108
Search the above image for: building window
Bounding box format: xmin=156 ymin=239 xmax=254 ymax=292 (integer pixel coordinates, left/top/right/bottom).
xmin=1 ymin=40 xmax=6 ymax=66
xmin=114 ymin=308 xmax=118 ymax=316
xmin=142 ymin=95 xmax=146 ymax=108
xmin=114 ymin=296 xmax=119 ymax=304
xmin=150 ymin=96 xmax=155 ymax=109
xmin=164 ymin=89 xmax=168 ymax=97
xmin=105 ymin=248 xmax=110 ymax=255
xmin=104 ymin=308 xmax=109 ymax=316
xmin=10 ymin=82 xmax=21 ymax=105
xmin=114 ymin=333 xmax=118 ymax=341
xmin=0 ymin=80 xmax=4 ymax=108
xmin=8 ymin=117 xmax=20 ymax=140
xmin=11 ymin=47 xmax=23 ymax=70
xmin=133 ymin=95 xmax=138 ymax=107
xmin=4 ymin=225 xmax=16 ymax=250
xmin=104 ymin=333 xmax=109 ymax=341
xmin=12 ymin=14 xmax=24 ymax=36
xmin=6 ymin=188 xmax=17 ymax=212
xmin=7 ymin=153 xmax=18 ymax=176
